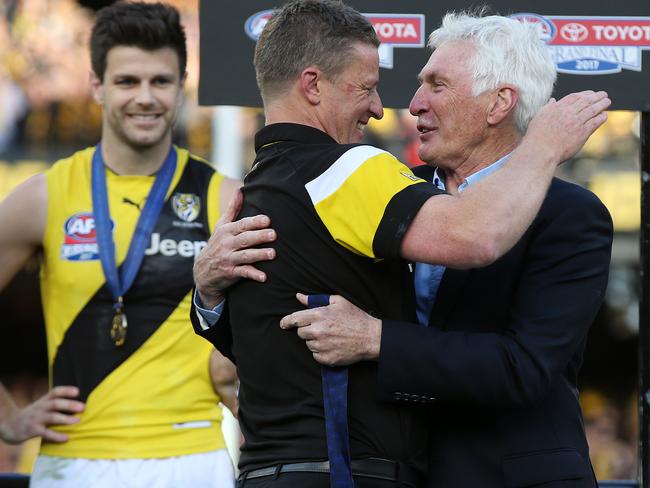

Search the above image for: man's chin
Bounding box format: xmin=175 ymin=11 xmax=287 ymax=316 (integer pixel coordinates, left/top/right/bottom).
xmin=123 ymin=132 xmax=168 ymax=151
xmin=417 ymin=149 xmax=435 ymax=166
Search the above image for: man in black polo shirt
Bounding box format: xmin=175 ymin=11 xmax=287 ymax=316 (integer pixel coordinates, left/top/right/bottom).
xmin=191 ymin=1 xmax=609 ymax=486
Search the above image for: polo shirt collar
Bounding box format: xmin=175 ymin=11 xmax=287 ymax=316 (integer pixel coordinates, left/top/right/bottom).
xmin=255 ymin=123 xmax=337 ymax=152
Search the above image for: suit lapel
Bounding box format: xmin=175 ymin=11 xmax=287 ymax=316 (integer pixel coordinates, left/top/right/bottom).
xmin=428 ymin=268 xmax=472 ymax=329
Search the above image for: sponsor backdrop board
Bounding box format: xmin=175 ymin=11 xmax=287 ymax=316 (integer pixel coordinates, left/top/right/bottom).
xmin=199 ymin=0 xmax=650 ymax=110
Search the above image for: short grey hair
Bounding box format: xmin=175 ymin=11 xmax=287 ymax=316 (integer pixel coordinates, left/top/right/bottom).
xmin=254 ymin=0 xmax=379 ymax=102
xmin=428 ymin=12 xmax=557 ymax=132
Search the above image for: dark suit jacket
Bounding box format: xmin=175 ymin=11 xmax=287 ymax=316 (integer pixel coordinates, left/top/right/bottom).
xmin=377 ymin=167 xmax=613 ymax=488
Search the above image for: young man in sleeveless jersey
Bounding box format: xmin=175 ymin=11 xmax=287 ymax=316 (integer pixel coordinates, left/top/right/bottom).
xmin=0 ymin=2 xmax=239 ymax=487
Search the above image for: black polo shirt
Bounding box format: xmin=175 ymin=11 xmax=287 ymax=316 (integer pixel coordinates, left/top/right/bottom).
xmin=229 ymin=123 xmax=444 ymax=475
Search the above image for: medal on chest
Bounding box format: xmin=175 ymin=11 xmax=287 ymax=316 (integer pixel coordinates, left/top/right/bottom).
xmin=91 ymin=144 xmax=177 ymax=346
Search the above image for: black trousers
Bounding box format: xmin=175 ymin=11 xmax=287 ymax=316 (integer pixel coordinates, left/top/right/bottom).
xmin=237 ymin=472 xmax=412 ymax=487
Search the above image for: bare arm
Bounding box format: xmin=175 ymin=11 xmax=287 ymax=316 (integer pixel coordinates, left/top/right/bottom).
xmin=401 ymin=91 xmax=610 ymax=268
xmin=0 ymin=174 xmax=84 ymax=443
xmin=0 ymin=174 xmax=46 ymax=290
xmin=209 ymin=349 xmax=239 ymax=417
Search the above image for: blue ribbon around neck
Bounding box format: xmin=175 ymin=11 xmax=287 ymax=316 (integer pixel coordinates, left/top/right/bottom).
xmin=308 ymin=294 xmax=355 ymax=488
xmin=91 ymin=143 xmax=177 ymax=306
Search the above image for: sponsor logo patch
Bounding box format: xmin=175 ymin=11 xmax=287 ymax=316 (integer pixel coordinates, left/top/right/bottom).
xmin=244 ymin=11 xmax=425 ymax=69
xmin=145 ymin=233 xmax=207 ymax=258
xmin=512 ymin=13 xmax=650 ymax=75
xmin=172 ymin=193 xmax=201 ymax=223
xmin=61 ymin=212 xmax=101 ymax=261
xmin=400 ymin=171 xmax=423 ymax=182
xmin=366 ymin=14 xmax=425 ymax=69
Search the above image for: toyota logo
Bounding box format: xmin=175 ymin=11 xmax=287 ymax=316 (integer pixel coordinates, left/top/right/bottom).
xmin=560 ymin=23 xmax=589 ymax=42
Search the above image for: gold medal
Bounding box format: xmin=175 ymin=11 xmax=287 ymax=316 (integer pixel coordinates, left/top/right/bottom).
xmin=110 ymin=297 xmax=127 ymax=346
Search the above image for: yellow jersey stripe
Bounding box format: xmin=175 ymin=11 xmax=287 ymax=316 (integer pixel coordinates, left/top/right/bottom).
xmin=311 ymin=150 xmax=426 ymax=259
xmin=305 ymin=145 xmax=387 ymax=205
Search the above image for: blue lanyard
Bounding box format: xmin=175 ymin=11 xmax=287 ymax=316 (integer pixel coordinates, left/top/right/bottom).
xmin=308 ymin=294 xmax=355 ymax=488
xmin=91 ymin=143 xmax=177 ymax=321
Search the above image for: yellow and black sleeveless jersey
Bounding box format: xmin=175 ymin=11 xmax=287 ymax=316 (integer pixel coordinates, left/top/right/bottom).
xmin=40 ymin=146 xmax=227 ymax=459
xmin=227 ymin=123 xmax=444 ymax=474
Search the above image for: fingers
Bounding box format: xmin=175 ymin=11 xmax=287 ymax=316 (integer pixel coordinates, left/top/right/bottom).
xmin=233 ymin=215 xmax=273 ymax=236
xmin=557 ymin=90 xmax=610 ymax=122
xmin=237 ymin=264 xmax=268 ymax=283
xmin=280 ymin=309 xmax=314 ymax=329
xmin=296 ymin=326 xmax=317 ymax=341
xmin=49 ymin=385 xmax=80 ymax=399
xmin=1 ymin=386 xmax=85 ymax=444
xmin=40 ymin=428 xmax=69 ymax=444
xmin=554 ymin=90 xmax=596 ymax=108
xmin=47 ymin=386 xmax=84 ymax=413
xmin=195 ymin=212 xmax=277 ymax=295
xmin=296 ymin=293 xmax=309 ymax=307
xmin=234 ymin=228 xmax=276 ymax=251
xmin=305 ymin=339 xmax=319 ymax=353
xmin=50 ymin=397 xmax=85 ymax=414
xmin=44 ymin=411 xmax=81 ymax=427
xmin=586 ymin=111 xmax=608 ymax=134
xmin=37 ymin=388 xmax=84 ymax=428
xmin=578 ymin=94 xmax=611 ymax=124
xmin=210 ymin=215 xmax=273 ymax=246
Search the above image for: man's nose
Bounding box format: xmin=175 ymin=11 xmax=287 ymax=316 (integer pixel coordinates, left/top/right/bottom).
xmin=409 ymin=85 xmax=426 ymax=116
xmin=135 ymin=83 xmax=155 ymax=105
xmin=371 ymin=91 xmax=384 ymax=120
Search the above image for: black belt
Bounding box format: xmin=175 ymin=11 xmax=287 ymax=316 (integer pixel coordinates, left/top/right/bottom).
xmin=238 ymin=458 xmax=421 ymax=487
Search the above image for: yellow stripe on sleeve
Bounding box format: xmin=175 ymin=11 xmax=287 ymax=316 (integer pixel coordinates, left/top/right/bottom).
xmin=307 ymin=146 xmax=425 ymax=259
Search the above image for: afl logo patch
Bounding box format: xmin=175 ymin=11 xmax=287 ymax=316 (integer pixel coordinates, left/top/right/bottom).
xmin=61 ymin=212 xmax=109 ymax=261
xmin=64 ymin=212 xmax=96 ymax=243
xmin=172 ymin=193 xmax=201 ymax=223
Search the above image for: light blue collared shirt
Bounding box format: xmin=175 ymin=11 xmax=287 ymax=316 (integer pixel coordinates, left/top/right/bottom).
xmin=414 ymin=154 xmax=510 ymax=326
xmin=193 ymin=290 xmax=225 ymax=330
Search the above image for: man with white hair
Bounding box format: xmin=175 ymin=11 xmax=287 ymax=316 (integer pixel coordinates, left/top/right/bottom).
xmin=279 ymin=11 xmax=612 ymax=488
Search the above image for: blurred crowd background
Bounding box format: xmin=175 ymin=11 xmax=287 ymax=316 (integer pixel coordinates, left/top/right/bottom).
xmin=0 ymin=0 xmax=642 ymax=481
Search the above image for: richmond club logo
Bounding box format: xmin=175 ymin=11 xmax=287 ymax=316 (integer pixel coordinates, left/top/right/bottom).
xmin=244 ymin=10 xmax=425 ymax=69
xmin=512 ymin=13 xmax=650 ymax=75
xmin=171 ymin=193 xmax=201 ymax=223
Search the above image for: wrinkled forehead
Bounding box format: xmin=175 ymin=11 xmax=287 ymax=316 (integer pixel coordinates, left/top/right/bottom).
xmin=418 ymin=40 xmax=477 ymax=81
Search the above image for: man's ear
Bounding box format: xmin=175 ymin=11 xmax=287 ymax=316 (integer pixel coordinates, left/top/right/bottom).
xmin=487 ymin=86 xmax=518 ymax=126
xmin=299 ymin=66 xmax=322 ymax=105
xmin=89 ymin=71 xmax=103 ymax=106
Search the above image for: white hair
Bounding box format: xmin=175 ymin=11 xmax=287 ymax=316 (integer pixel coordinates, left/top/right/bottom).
xmin=428 ymin=12 xmax=557 ymax=133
